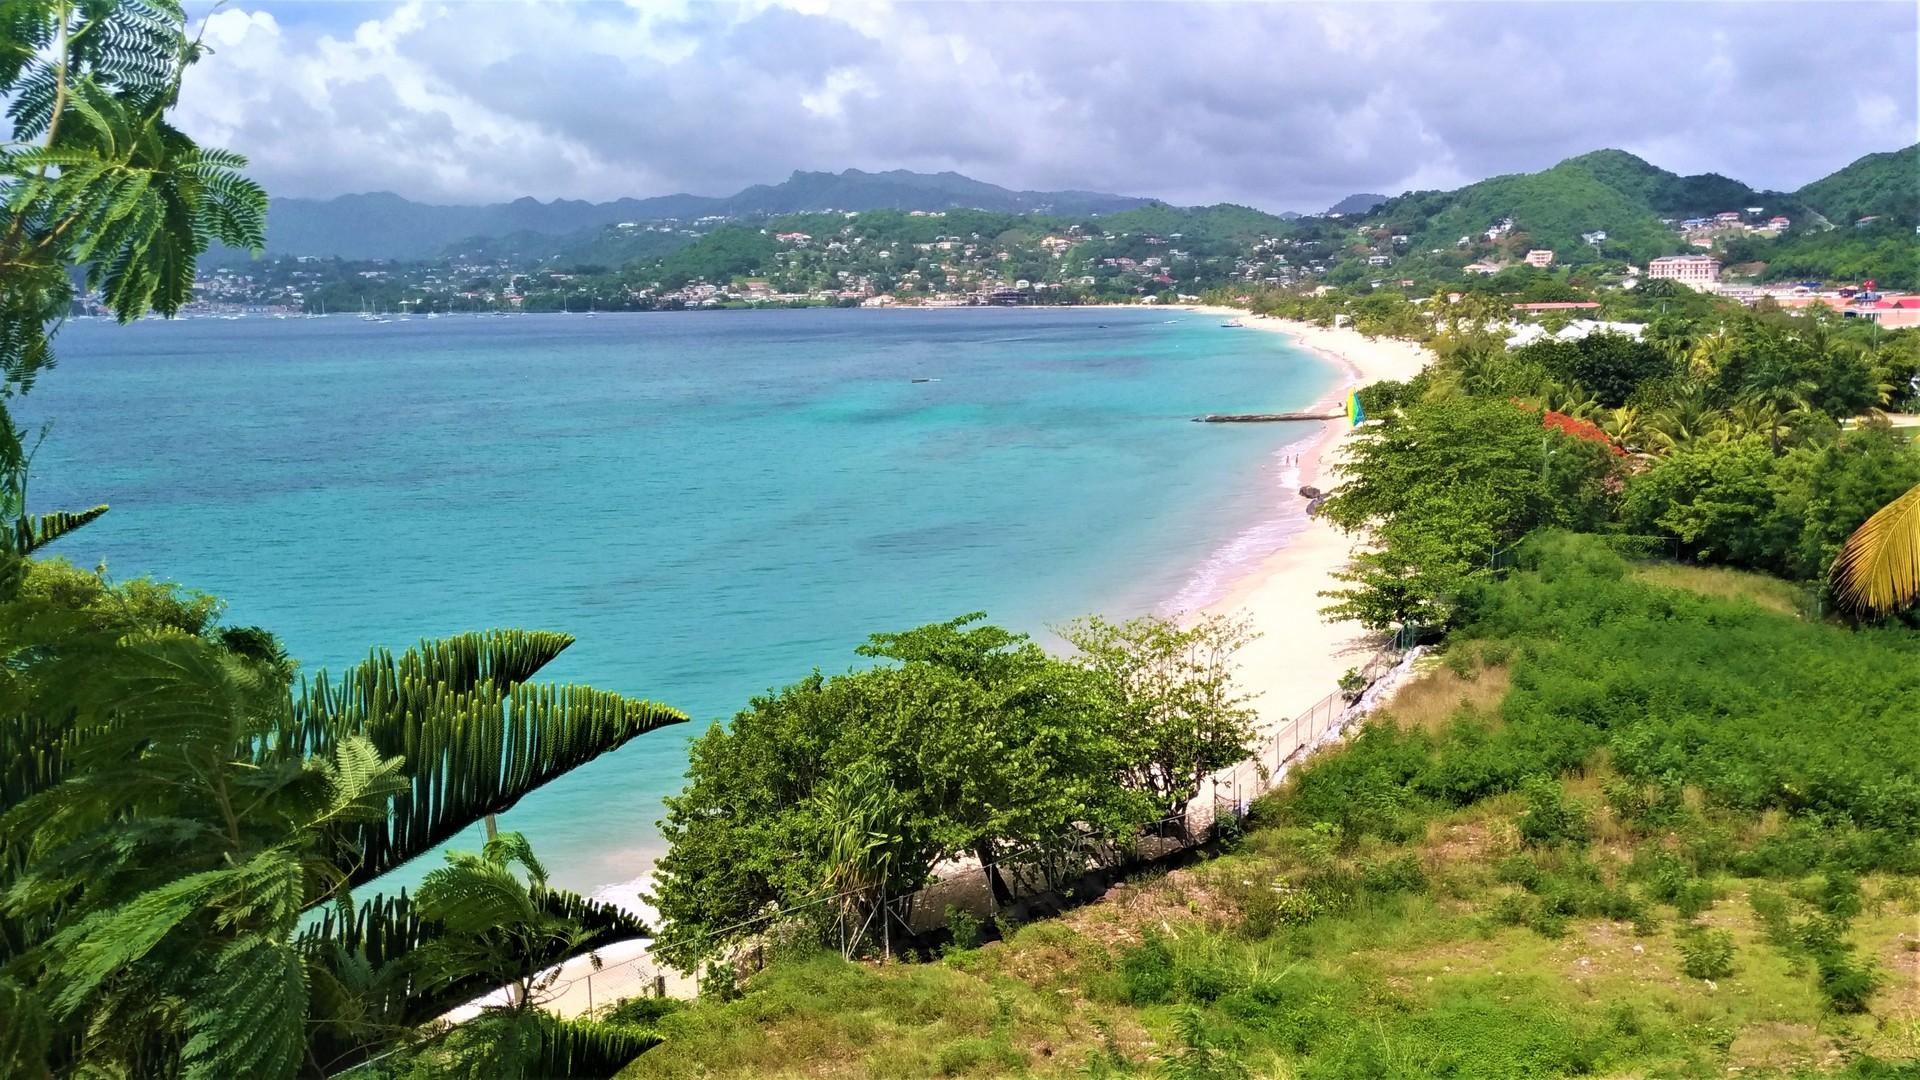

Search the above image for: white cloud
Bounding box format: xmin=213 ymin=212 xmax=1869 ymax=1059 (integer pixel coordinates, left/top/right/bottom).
xmin=171 ymin=1 xmax=1920 ymax=211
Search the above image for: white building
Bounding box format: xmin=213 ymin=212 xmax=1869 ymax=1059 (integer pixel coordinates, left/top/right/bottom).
xmin=1648 ymin=255 xmax=1721 ymax=285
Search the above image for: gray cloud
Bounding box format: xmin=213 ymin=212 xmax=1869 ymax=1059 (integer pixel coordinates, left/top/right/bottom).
xmin=178 ymin=1 xmax=1919 ymax=212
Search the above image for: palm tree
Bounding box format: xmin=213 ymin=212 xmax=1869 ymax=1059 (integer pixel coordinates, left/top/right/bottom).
xmin=1644 ymin=316 xmax=1694 ymax=371
xmin=1739 ymin=363 xmax=1816 ymax=455
xmin=1601 ymin=406 xmax=1646 ymax=454
xmin=1646 ymin=379 xmax=1724 ymax=454
xmin=1 ymin=514 xmax=687 ymax=1078
xmin=1830 ymin=483 xmax=1920 ymax=615
xmin=1525 ymin=379 xmax=1601 ymax=421
xmin=1688 ymin=329 xmax=1737 ymax=379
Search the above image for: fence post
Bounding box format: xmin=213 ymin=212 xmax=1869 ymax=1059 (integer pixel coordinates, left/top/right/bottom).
xmin=586 ymin=970 xmax=593 ymax=1015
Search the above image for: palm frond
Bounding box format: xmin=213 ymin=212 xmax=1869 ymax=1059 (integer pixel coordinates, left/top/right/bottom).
xmin=283 ymin=632 xmax=686 ymax=884
xmin=14 ymin=505 xmax=109 ymax=554
xmin=1830 ymin=481 xmax=1920 ymax=615
xmin=526 ymin=1012 xmax=663 ymax=1078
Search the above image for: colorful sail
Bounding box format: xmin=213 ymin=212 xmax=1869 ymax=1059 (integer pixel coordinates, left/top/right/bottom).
xmin=1347 ymin=390 xmax=1364 ymax=426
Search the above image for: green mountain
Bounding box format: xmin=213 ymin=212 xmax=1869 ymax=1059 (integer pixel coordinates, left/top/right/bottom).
xmin=245 ymin=170 xmax=1152 ymax=261
xmin=1794 ymin=144 xmax=1918 ymax=225
xmin=1364 ymin=149 xmax=1801 ymax=264
xmin=1327 ymin=192 xmax=1388 ymax=215
xmin=1093 ymin=202 xmax=1298 ymax=243
xmin=442 ymin=225 xmax=697 ymax=269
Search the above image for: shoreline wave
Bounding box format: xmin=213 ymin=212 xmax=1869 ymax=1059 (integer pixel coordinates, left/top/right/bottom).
xmin=1160 ymin=430 xmax=1322 ymax=613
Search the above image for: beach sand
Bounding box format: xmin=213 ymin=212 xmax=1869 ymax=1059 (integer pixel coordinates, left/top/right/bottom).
xmin=1179 ymin=305 xmax=1432 ymax=737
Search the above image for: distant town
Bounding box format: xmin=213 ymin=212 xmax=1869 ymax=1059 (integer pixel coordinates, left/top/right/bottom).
xmin=109 ymin=146 xmax=1915 ymax=330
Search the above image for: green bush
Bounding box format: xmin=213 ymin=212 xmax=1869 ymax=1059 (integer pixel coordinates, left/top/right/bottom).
xmin=1816 ymin=951 xmax=1882 ymax=1014
xmin=1118 ymin=932 xmax=1176 ymax=1005
xmin=601 ymin=995 xmax=684 ymax=1026
xmin=1516 ymin=777 xmax=1591 ymax=848
xmin=1815 ymin=870 xmax=1865 ymax=919
xmin=943 ymin=905 xmax=985 ymax=953
xmin=1678 ymin=927 xmax=1735 ymax=980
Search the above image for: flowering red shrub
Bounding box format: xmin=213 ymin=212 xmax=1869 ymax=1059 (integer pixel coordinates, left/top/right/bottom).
xmin=1541 ymin=410 xmax=1625 ymax=455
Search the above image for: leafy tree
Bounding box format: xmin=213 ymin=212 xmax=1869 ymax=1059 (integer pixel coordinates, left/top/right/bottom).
xmin=1514 ymin=332 xmax=1672 ymax=408
xmin=1 ymin=0 xmax=265 ymax=516
xmin=1318 ymin=395 xmax=1619 ymax=629
xmin=1622 ymin=437 xmax=1783 ymax=567
xmin=650 ymin=615 xmax=1153 ymax=971
xmin=1059 ymin=613 xmax=1258 ymax=818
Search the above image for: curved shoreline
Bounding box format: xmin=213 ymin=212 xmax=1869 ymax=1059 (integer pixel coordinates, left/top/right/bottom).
xmin=1175 ymin=306 xmax=1432 ymax=738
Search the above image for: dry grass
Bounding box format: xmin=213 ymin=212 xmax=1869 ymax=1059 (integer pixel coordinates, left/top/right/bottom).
xmin=1632 ymin=561 xmax=1810 ymax=617
xmin=1378 ymin=659 xmax=1510 ymax=735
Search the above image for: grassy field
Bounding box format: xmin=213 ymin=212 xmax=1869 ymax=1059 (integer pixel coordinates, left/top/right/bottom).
xmin=613 ymin=536 xmax=1920 ymax=1078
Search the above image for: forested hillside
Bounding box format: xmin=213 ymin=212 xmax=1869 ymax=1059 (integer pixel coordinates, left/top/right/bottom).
xmin=248 ymin=171 xmax=1149 ymax=260
xmin=1363 ymin=149 xmax=1795 ymax=264
xmin=1795 ymin=145 xmax=1920 ymax=225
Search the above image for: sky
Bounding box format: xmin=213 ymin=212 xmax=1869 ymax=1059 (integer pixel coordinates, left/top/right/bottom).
xmin=175 ymin=0 xmax=1920 ymax=213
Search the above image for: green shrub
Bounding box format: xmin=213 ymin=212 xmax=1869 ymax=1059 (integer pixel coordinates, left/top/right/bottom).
xmin=1816 ymin=870 xmax=1865 ymax=919
xmin=1493 ymin=891 xmax=1531 ymax=927
xmin=1119 ymin=932 xmax=1176 ymax=1005
xmin=601 ymin=994 xmax=683 ymax=1026
xmin=1358 ymin=854 xmax=1428 ymax=895
xmin=1678 ymin=927 xmax=1735 ymax=980
xmin=1496 ymin=852 xmax=1544 ymax=890
xmin=1816 ymin=951 xmax=1882 ymax=1013
xmin=1748 ymin=886 xmax=1798 ymax=951
xmin=1632 ymin=849 xmax=1717 ymax=917
xmin=944 ymin=905 xmax=985 ymax=953
xmin=699 ymin=959 xmax=742 ymax=1003
xmin=1517 ymin=778 xmax=1591 ymax=849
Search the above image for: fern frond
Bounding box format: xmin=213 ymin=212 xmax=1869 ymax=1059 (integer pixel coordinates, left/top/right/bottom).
xmin=179 ymin=935 xmax=305 ymax=1080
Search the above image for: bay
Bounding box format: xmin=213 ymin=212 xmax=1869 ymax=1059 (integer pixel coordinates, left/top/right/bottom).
xmin=22 ymin=307 xmax=1336 ymax=896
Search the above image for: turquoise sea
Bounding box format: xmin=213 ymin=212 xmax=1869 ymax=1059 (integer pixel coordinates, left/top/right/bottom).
xmin=23 ymin=307 xmax=1337 ymax=898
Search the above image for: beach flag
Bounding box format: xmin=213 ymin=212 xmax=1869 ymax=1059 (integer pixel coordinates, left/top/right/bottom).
xmin=1346 ymin=390 xmax=1364 ymax=426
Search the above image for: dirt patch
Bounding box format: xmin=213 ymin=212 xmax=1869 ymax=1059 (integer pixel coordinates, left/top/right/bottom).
xmin=1727 ymin=1021 xmax=1833 ymax=1072
xmin=1058 ymin=867 xmax=1238 ymax=949
xmin=1422 ymin=819 xmax=1501 ymax=864
xmin=1871 ymin=923 xmax=1920 ymax=1021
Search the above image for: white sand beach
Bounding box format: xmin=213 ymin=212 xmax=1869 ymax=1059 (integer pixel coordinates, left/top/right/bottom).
xmin=1179 ymin=306 xmax=1433 ymax=737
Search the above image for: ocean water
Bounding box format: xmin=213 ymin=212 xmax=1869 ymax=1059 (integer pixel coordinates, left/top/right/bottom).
xmin=23 ymin=307 xmax=1337 ymax=897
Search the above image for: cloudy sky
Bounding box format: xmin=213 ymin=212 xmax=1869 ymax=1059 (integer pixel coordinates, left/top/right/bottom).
xmin=176 ymin=1 xmax=1919 ymax=213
